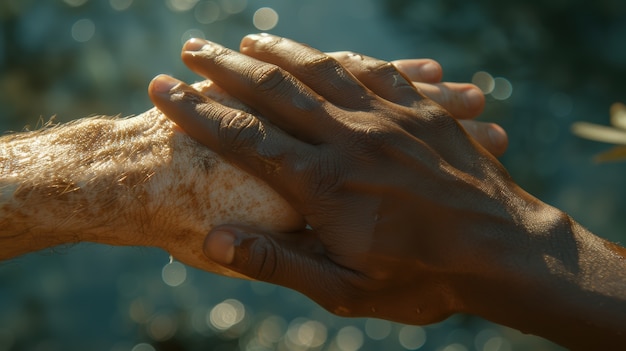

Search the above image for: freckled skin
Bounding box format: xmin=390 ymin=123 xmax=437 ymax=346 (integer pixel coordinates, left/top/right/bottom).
xmin=0 ymin=80 xmax=303 ymax=278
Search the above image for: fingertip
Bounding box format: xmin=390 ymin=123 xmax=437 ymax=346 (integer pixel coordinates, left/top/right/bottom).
xmin=204 ymin=230 xmax=236 ymax=265
xmin=183 ymin=37 xmax=209 ymax=52
xmin=459 ymin=120 xmax=509 ymax=157
xmin=240 ymin=33 xmax=260 ymax=48
xmin=240 ymin=33 xmax=272 ymax=52
xmin=181 ymin=39 xmax=226 ymax=72
xmin=487 ymin=123 xmax=508 ymax=157
xmin=463 ymin=87 xmax=485 ymax=116
xmin=393 ymin=59 xmax=443 ymax=83
xmin=148 ymin=75 xmax=206 ymax=109
xmin=149 ymin=74 xmax=183 ymax=96
xmin=420 ymin=61 xmax=443 ymax=82
xmin=148 ymin=76 xmax=213 ymax=140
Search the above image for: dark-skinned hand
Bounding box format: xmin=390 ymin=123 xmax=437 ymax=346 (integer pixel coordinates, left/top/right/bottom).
xmin=148 ymin=32 xmax=530 ymax=323
xmin=149 ymin=34 xmax=626 ymax=350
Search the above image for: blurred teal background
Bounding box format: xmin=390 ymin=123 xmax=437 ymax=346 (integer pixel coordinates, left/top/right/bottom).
xmin=1 ymin=0 xmax=625 ymax=350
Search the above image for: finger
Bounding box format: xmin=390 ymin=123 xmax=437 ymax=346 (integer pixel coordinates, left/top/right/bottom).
xmin=204 ymin=225 xmax=366 ymax=316
xmin=181 ymin=38 xmax=333 ymax=143
xmin=325 ymin=51 xmax=424 ymax=107
xmin=392 ymin=59 xmax=443 ymax=83
xmin=458 ymin=120 xmax=508 ymax=157
xmin=148 ymin=74 xmax=316 ymax=207
xmin=238 ymin=33 xmax=385 ymax=109
xmin=330 ymin=53 xmax=484 ymax=120
xmin=414 ymin=82 xmax=485 ymax=120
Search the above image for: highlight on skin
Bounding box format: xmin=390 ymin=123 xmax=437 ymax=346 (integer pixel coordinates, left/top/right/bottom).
xmin=0 ymin=80 xmax=303 ymax=276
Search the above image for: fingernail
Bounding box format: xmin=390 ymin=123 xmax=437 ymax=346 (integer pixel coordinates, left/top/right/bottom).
xmin=184 ymin=37 xmax=209 ymax=52
xmin=151 ymin=75 xmax=182 ymax=94
xmin=183 ymin=39 xmax=224 ymax=57
xmin=204 ymin=230 xmax=236 ymax=265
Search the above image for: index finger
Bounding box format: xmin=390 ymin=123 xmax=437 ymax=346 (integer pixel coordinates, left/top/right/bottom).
xmin=148 ymin=74 xmax=318 ymax=211
xmin=182 ymin=38 xmax=336 ymax=144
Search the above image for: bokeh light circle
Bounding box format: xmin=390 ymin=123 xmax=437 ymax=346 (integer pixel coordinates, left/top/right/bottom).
xmin=336 ymin=326 xmax=364 ymax=351
xmin=442 ymin=343 xmax=469 ymax=351
xmin=64 ymin=0 xmax=88 ymax=7
xmin=220 ymin=0 xmax=247 ymax=14
xmin=253 ymin=7 xmax=279 ymax=30
xmin=148 ymin=314 xmax=177 ymax=341
xmin=398 ymin=325 xmax=427 ymax=350
xmin=110 ymin=0 xmax=133 ymax=11
xmin=208 ymin=299 xmax=246 ymax=330
xmin=195 ymin=1 xmax=220 ymax=24
xmin=286 ymin=318 xmax=327 ymax=348
xmin=181 ymin=28 xmax=206 ymax=45
xmin=166 ymin=0 xmax=199 ymax=12
xmin=131 ymin=343 xmax=155 ymax=351
xmin=364 ymin=318 xmax=392 ymax=340
xmin=491 ymin=77 xmax=513 ymax=100
xmin=257 ymin=315 xmax=287 ymax=344
xmin=71 ymin=18 xmax=95 ymax=42
xmin=472 ymin=71 xmax=495 ymax=94
xmin=161 ymin=261 xmax=187 ymax=287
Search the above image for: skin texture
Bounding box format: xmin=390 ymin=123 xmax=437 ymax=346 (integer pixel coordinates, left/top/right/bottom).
xmin=0 ymin=48 xmax=493 ymax=275
xmin=150 ymin=34 xmax=626 ymax=350
xmin=0 ymin=81 xmax=302 ymax=277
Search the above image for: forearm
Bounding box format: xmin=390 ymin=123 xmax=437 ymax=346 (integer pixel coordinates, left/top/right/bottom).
xmin=0 ymin=86 xmax=301 ymax=271
xmin=0 ymin=113 xmax=169 ymax=256
xmin=459 ymin=200 xmax=626 ymax=349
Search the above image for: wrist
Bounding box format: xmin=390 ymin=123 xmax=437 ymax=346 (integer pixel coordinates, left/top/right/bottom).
xmin=453 ymin=190 xmax=626 ymax=347
xmin=449 ymin=187 xmax=564 ymax=319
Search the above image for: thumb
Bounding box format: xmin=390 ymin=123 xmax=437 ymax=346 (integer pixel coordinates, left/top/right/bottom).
xmin=204 ymin=225 xmax=362 ymax=315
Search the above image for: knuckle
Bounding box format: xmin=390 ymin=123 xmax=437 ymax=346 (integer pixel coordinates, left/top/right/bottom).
xmin=249 ymin=238 xmax=279 ymax=282
xmin=349 ymin=123 xmax=393 ymax=155
xmin=407 ymin=99 xmax=459 ymax=132
xmin=254 ymin=34 xmax=283 ymax=51
xmin=250 ymin=64 xmax=287 ymax=93
xmin=370 ymin=61 xmax=413 ymax=89
xmin=369 ymin=60 xmax=398 ymax=76
xmin=343 ymin=51 xmax=360 ymax=58
xmin=328 ymin=51 xmax=359 ymax=64
xmin=217 ymin=110 xmax=264 ymax=152
xmin=300 ymin=53 xmax=343 ymax=79
xmin=307 ymin=53 xmax=340 ymax=70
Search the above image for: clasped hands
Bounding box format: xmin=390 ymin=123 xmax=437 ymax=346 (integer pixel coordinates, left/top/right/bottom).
xmin=148 ymin=33 xmax=528 ymax=325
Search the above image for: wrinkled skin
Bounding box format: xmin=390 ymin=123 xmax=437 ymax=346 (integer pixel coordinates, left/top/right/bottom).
xmin=150 ymin=34 xmax=626 ymax=350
